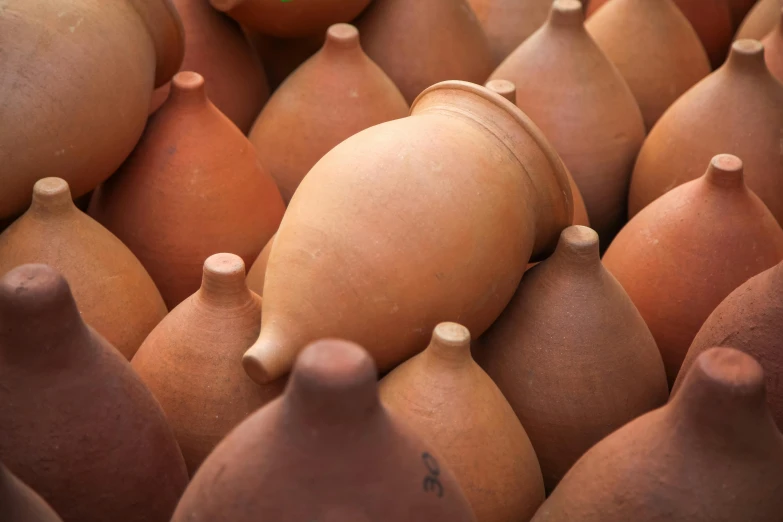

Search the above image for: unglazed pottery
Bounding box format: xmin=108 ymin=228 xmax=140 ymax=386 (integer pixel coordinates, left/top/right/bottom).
xmin=586 ymin=0 xmax=710 ymax=129
xmin=356 ymin=0 xmax=494 ymax=103
xmin=736 ymin=0 xmax=781 ymax=40
xmin=242 ymin=81 xmax=573 ymax=384
xmin=150 ymin=0 xmax=270 ymax=133
xmin=0 ymin=0 xmax=184 ymax=220
xmin=0 ymin=463 xmax=63 ymax=522
xmin=763 ymin=10 xmax=783 ymax=81
xmin=90 ymin=72 xmax=285 ymax=309
xmin=604 ymin=155 xmax=783 ymax=386
xmin=381 ymin=323 xmax=545 ymax=522
xmin=210 ymin=0 xmax=371 ymax=37
xmin=132 ymin=254 xmax=285 ymax=476
xmin=246 ymin=233 xmax=275 ymax=295
xmin=171 ymin=339 xmax=478 ymax=521
xmin=249 ymin=24 xmax=409 ymax=203
xmin=628 ymin=40 xmax=783 ymax=224
xmin=492 ymin=0 xmax=643 ymax=244
xmin=0 ymin=264 xmax=188 ymax=522
xmin=478 ymin=226 xmax=668 ymax=491
xmin=0 ymin=178 xmax=166 ymax=360
xmin=674 ymin=261 xmax=783 ymax=429
xmin=531 ymin=348 xmax=783 ymax=522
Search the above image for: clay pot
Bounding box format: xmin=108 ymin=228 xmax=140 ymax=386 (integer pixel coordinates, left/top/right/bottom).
xmin=585 ymin=0 xmax=710 ymax=129
xmin=492 ymin=0 xmax=643 ymax=244
xmin=0 ymin=463 xmax=62 ymax=522
xmin=0 ymin=264 xmax=188 ymax=522
xmin=628 ymin=40 xmax=783 ymax=224
xmin=246 ymin=31 xmax=325 ymax=92
xmin=150 ymin=0 xmax=270 ymax=134
xmin=673 ymin=260 xmax=783 ymax=430
xmin=246 ymin=233 xmax=275 ymax=295
xmin=172 ymin=338 xmax=477 ymax=521
xmin=604 ymin=155 xmax=783 ymax=386
xmin=531 ymin=348 xmax=783 ymax=522
xmin=356 ymin=0 xmax=494 ymax=103
xmin=90 ymin=72 xmax=285 ymax=309
xmin=0 ymin=178 xmax=166 ymax=360
xmin=0 ymin=0 xmax=184 ymax=220
xmin=736 ymin=0 xmax=781 ymax=40
xmin=729 ymin=0 xmax=763 ymax=28
xmin=210 ymin=0 xmax=371 ymax=38
xmin=249 ymin=24 xmax=409 ymax=203
xmin=380 ymin=323 xmax=545 ymax=522
xmin=477 ymin=226 xmax=668 ymax=491
xmin=131 ymin=254 xmax=285 ymax=476
xmin=241 ymin=81 xmax=573 ymax=384
xmin=763 ymin=9 xmax=783 ymax=81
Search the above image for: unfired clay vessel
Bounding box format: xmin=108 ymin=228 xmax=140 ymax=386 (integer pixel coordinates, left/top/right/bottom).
xmin=629 ymin=40 xmax=783 ymax=224
xmin=674 ymin=260 xmax=783 ymax=430
xmin=249 ymin=24 xmax=409 ymax=203
xmin=736 ymin=0 xmax=781 ymax=40
xmin=492 ymin=0 xmax=644 ymax=244
xmin=586 ymin=0 xmax=710 ymax=129
xmin=477 ymin=226 xmax=668 ymax=491
xmin=246 ymin=233 xmax=275 ymax=295
xmin=531 ymin=348 xmax=783 ymax=522
xmin=356 ymin=0 xmax=494 ymax=103
xmin=132 ymin=254 xmax=285 ymax=476
xmin=0 ymin=0 xmax=184 ymax=220
xmin=763 ymin=9 xmax=783 ymax=81
xmin=604 ymin=155 xmax=783 ymax=386
xmin=242 ymin=81 xmax=573 ymax=384
xmin=0 ymin=463 xmax=63 ymax=522
xmin=150 ymin=0 xmax=270 ymax=133
xmin=0 ymin=178 xmax=166 ymax=360
xmin=0 ymin=264 xmax=188 ymax=522
xmin=172 ymin=339 xmax=478 ymax=521
xmin=90 ymin=72 xmax=285 ymax=309
xmin=380 ymin=323 xmax=545 ymax=522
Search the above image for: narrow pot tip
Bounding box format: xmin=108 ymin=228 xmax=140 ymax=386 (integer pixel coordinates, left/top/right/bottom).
xmin=728 ymin=40 xmax=766 ymax=69
xmin=326 ymin=23 xmax=360 ymax=47
xmin=204 ymin=253 xmax=246 ymax=279
xmin=294 ymin=339 xmax=377 ymax=389
xmin=32 ymin=177 xmax=73 ymax=211
xmin=694 ymin=347 xmax=764 ymax=396
xmin=551 ymin=0 xmax=584 ymax=24
xmin=0 ymin=264 xmax=72 ymax=315
xmin=485 ymin=79 xmax=517 ymax=103
xmin=705 ymin=154 xmax=744 ymax=188
xmin=172 ymin=71 xmax=205 ymax=91
xmin=432 ymin=322 xmax=471 ymax=347
xmin=556 ymin=225 xmax=600 ymax=261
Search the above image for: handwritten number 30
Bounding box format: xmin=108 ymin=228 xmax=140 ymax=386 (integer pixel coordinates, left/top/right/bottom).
xmin=421 ymin=452 xmax=444 ymax=498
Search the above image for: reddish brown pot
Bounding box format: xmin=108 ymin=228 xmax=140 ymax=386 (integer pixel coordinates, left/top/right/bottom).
xmin=249 ymin=24 xmax=409 ymax=203
xmin=585 ymin=0 xmax=710 ymax=129
xmin=150 ymin=0 xmax=270 ymax=133
xmin=172 ymin=339 xmax=477 ymax=521
xmin=246 ymin=233 xmax=275 ymax=295
xmin=381 ymin=323 xmax=545 ymax=522
xmin=736 ymin=0 xmax=781 ymax=39
xmin=0 ymin=178 xmax=166 ymax=360
xmin=210 ymin=0 xmax=370 ymax=38
xmin=477 ymin=226 xmax=668 ymax=491
xmin=0 ymin=264 xmax=188 ymax=522
xmin=241 ymin=81 xmax=573 ymax=384
xmin=492 ymin=0 xmax=643 ymax=245
xmin=673 ymin=260 xmax=783 ymax=429
xmin=604 ymin=155 xmax=783 ymax=386
xmin=132 ymin=254 xmax=285 ymax=476
xmin=628 ymin=41 xmax=783 ymax=224
xmin=90 ymin=72 xmax=285 ymax=309
xmin=531 ymin=348 xmax=783 ymax=522
xmin=0 ymin=463 xmax=62 ymax=522
xmin=246 ymin=31 xmax=325 ymax=92
xmin=0 ymin=0 xmax=184 ymax=220
xmin=356 ymin=0 xmax=494 ymax=103
xmin=763 ymin=9 xmax=783 ymax=81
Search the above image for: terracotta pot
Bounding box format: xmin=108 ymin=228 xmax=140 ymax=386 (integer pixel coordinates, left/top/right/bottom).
xmin=0 ymin=463 xmax=62 ymax=522
xmin=172 ymin=339 xmax=478 ymax=521
xmin=246 ymin=233 xmax=275 ymax=295
xmin=477 ymin=226 xmax=668 ymax=491
xmin=673 ymin=260 xmax=783 ymax=429
xmin=131 ymin=254 xmax=285 ymax=476
xmin=531 ymin=348 xmax=783 ymax=522
xmin=0 ymin=264 xmax=188 ymax=522
xmin=246 ymin=31 xmax=325 ymax=92
xmin=492 ymin=0 xmax=643 ymax=245
xmin=380 ymin=323 xmax=545 ymax=522
xmin=0 ymin=0 xmax=184 ymax=220
xmin=628 ymin=40 xmax=783 ymax=224
xmin=241 ymin=80 xmax=573 ymax=384
xmin=585 ymin=0 xmax=710 ymax=129
xmin=356 ymin=0 xmax=494 ymax=103
xmin=90 ymin=72 xmax=285 ymax=309
xmin=0 ymin=178 xmax=166 ymax=360
xmin=150 ymin=0 xmax=270 ymax=134
xmin=249 ymin=24 xmax=409 ymax=203
xmin=736 ymin=0 xmax=781 ymax=40
xmin=763 ymin=9 xmax=783 ymax=81
xmin=210 ymin=0 xmax=371 ymax=38
xmin=604 ymin=155 xmax=783 ymax=386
